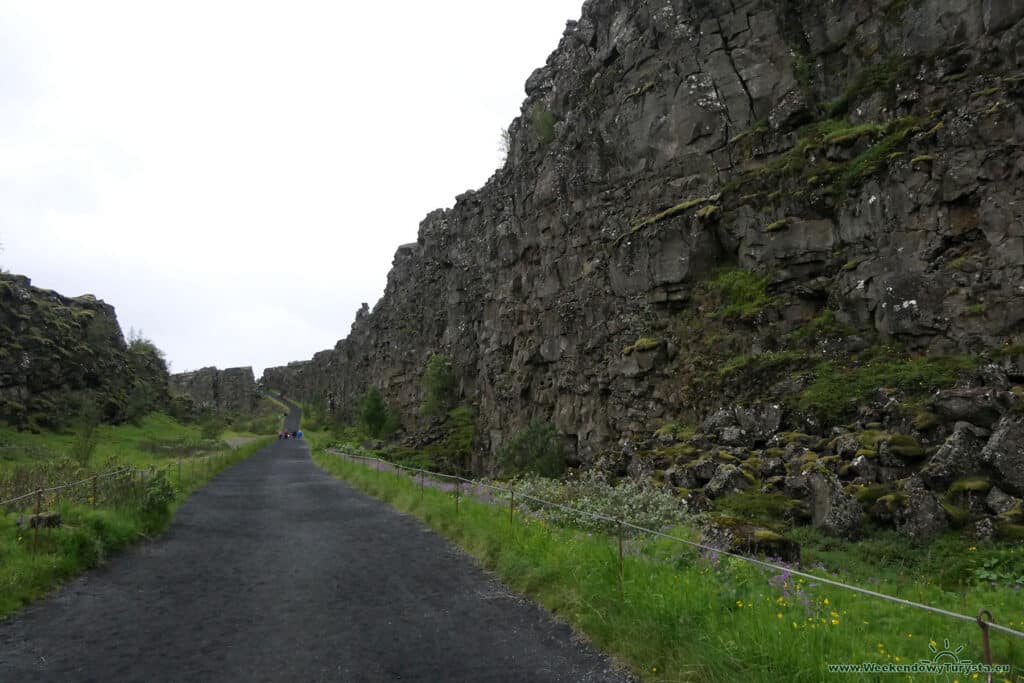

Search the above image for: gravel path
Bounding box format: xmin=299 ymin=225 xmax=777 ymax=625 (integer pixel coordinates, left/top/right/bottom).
xmin=0 ymin=404 xmax=631 ymax=682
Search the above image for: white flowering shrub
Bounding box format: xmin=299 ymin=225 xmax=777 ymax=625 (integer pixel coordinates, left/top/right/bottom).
xmin=509 ymin=470 xmax=688 ymax=532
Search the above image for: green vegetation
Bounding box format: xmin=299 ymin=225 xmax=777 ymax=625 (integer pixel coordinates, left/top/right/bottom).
xmin=618 ymin=194 xmax=721 ymax=243
xmin=0 ymin=416 xmax=270 ymax=618
xmin=500 ymin=419 xmax=565 ymax=478
xmin=709 ymin=268 xmax=773 ymax=320
xmin=965 ymin=303 xmax=988 ymax=317
xmin=623 ymin=337 xmax=661 ymax=355
xmin=823 ymin=57 xmax=917 ymax=118
xmin=312 ymin=451 xmax=1024 ymax=682
xmin=359 ymin=386 xmax=398 ymax=438
xmin=718 ymin=350 xmax=804 ymax=378
xmin=765 ymin=219 xmax=788 ymax=233
xmin=796 ymin=352 xmax=977 ymax=421
xmin=420 ymin=354 xmax=457 ymax=417
xmin=530 ymin=103 xmax=556 ymax=145
xmin=728 ymin=112 xmax=930 ymax=208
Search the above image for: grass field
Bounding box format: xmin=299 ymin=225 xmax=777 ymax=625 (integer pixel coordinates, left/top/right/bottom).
xmin=0 ymin=413 xmax=272 ymax=619
xmin=310 ymin=438 xmax=1023 ymax=683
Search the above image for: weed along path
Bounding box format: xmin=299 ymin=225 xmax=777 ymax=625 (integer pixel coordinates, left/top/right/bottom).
xmin=0 ymin=404 xmax=628 ymax=682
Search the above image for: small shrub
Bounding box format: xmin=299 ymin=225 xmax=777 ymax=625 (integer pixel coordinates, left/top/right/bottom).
xmin=420 ymin=354 xmax=456 ymax=417
xmin=359 ymin=387 xmax=398 ymax=438
xmin=511 ymin=470 xmax=688 ymax=532
xmin=70 ymin=402 xmax=102 ymax=466
xmin=198 ymin=413 xmax=226 ymax=441
xmin=709 ymin=268 xmax=772 ymax=320
xmin=530 ymin=104 xmax=556 ymax=145
xmin=140 ymin=469 xmax=176 ymax=526
xmin=500 ymin=419 xmax=565 ymax=478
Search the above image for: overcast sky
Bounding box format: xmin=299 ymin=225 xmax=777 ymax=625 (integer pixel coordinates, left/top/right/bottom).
xmin=0 ymin=1 xmax=583 ymax=376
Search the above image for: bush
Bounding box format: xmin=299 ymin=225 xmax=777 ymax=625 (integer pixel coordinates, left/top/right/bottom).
xmin=198 ymin=413 xmax=226 ymax=441
xmin=500 ymin=419 xmax=565 ymax=478
xmin=421 ymin=404 xmax=475 ymax=474
xmin=69 ymin=402 xmax=101 ymax=466
xmin=709 ymin=268 xmax=772 ymax=320
xmin=360 ymin=387 xmax=399 ymax=438
xmin=530 ymin=104 xmax=556 ymax=145
xmin=511 ymin=470 xmax=688 ymax=532
xmin=420 ymin=354 xmax=456 ymax=417
xmin=141 ymin=469 xmax=176 ymax=518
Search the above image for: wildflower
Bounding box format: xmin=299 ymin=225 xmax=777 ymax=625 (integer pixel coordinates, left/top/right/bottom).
xmin=968 ymin=546 xmax=977 ymax=552
xmin=651 ymin=667 xmax=657 ymax=673
xmin=830 ymin=611 xmax=839 ymax=618
xmin=736 ymin=600 xmax=744 ymax=608
xmin=831 ymin=619 xmax=839 ymax=625
xmin=907 ymin=633 xmax=913 ymax=638
xmin=792 ymin=622 xmax=798 ymax=629
xmin=777 ymin=613 xmax=783 ymax=619
xmin=823 ymin=598 xmax=830 ymax=605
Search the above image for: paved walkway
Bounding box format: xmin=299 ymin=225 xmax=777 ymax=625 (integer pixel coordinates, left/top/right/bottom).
xmin=0 ymin=404 xmax=628 ymax=682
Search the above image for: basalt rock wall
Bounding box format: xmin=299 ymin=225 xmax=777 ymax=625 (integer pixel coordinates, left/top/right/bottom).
xmin=263 ymin=0 xmax=1024 ymax=468
xmin=169 ymin=366 xmax=258 ymax=414
xmin=0 ymin=273 xmax=170 ymax=427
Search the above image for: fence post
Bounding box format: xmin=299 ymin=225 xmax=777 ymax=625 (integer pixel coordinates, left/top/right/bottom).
xmin=977 ymin=609 xmax=994 ymax=683
xmin=509 ymin=490 xmax=515 ymax=527
xmin=419 ymin=471 xmax=424 ymax=496
xmin=456 ymin=480 xmax=460 ymax=514
xmin=177 ymin=461 xmax=182 ymax=491
xmin=92 ymin=475 xmax=98 ymax=510
xmin=32 ymin=488 xmax=42 ymax=555
xmin=617 ymin=522 xmax=624 ymax=601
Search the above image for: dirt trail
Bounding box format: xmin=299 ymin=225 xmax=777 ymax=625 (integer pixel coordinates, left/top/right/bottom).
xmin=0 ymin=403 xmax=629 ymax=681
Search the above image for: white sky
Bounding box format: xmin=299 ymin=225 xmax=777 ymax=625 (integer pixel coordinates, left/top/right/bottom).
xmin=0 ymin=1 xmax=583 ymax=375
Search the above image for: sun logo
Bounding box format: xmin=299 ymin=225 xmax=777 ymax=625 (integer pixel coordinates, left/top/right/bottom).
xmin=927 ymin=639 xmax=966 ymax=664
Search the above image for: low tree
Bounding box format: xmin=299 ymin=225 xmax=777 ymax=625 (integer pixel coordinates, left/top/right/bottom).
xmin=360 ymin=386 xmax=389 ymax=438
xmin=500 ymin=419 xmax=566 ymax=478
xmin=420 ymin=354 xmax=456 ymax=417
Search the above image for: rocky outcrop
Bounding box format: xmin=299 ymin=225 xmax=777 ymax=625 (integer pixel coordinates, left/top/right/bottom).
xmin=169 ymin=366 xmax=258 ymax=414
xmin=0 ymin=273 xmax=169 ymax=428
xmin=258 ymin=0 xmax=1024 ymax=556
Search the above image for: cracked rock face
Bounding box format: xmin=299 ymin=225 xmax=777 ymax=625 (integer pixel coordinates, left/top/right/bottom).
xmin=261 ymin=0 xmax=1024 ymax=470
xmin=0 ymin=273 xmax=169 ymax=427
xmin=170 ymin=367 xmax=258 ymax=414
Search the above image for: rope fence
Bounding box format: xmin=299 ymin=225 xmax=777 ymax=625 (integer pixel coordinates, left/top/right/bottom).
xmin=328 ymin=447 xmax=1024 ymax=657
xmin=0 ymin=450 xmax=241 ymax=553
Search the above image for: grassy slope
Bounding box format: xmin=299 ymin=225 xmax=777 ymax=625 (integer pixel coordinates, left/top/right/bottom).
xmin=309 ymin=436 xmax=1023 ymax=683
xmin=0 ymin=414 xmax=272 ymax=619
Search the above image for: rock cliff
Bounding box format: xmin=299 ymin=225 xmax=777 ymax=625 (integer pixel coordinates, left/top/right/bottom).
xmin=263 ymin=0 xmax=1024 ymax=539
xmin=266 ymin=0 xmax=1023 ymax=439
xmin=0 ymin=273 xmax=169 ymax=428
xmin=169 ymin=366 xmax=258 ymax=414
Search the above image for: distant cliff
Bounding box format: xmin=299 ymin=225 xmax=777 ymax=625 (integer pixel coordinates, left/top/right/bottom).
xmin=169 ymin=366 xmax=258 ymax=414
xmin=0 ymin=273 xmax=169 ymax=428
xmin=266 ymin=0 xmax=1024 ymax=457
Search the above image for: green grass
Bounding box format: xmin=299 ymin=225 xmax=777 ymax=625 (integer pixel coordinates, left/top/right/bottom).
xmin=0 ymin=413 xmax=271 ymax=617
xmin=796 ymin=353 xmax=977 ymax=421
xmin=710 ymin=268 xmax=773 ymax=320
xmin=312 ymin=448 xmax=1024 ymax=682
